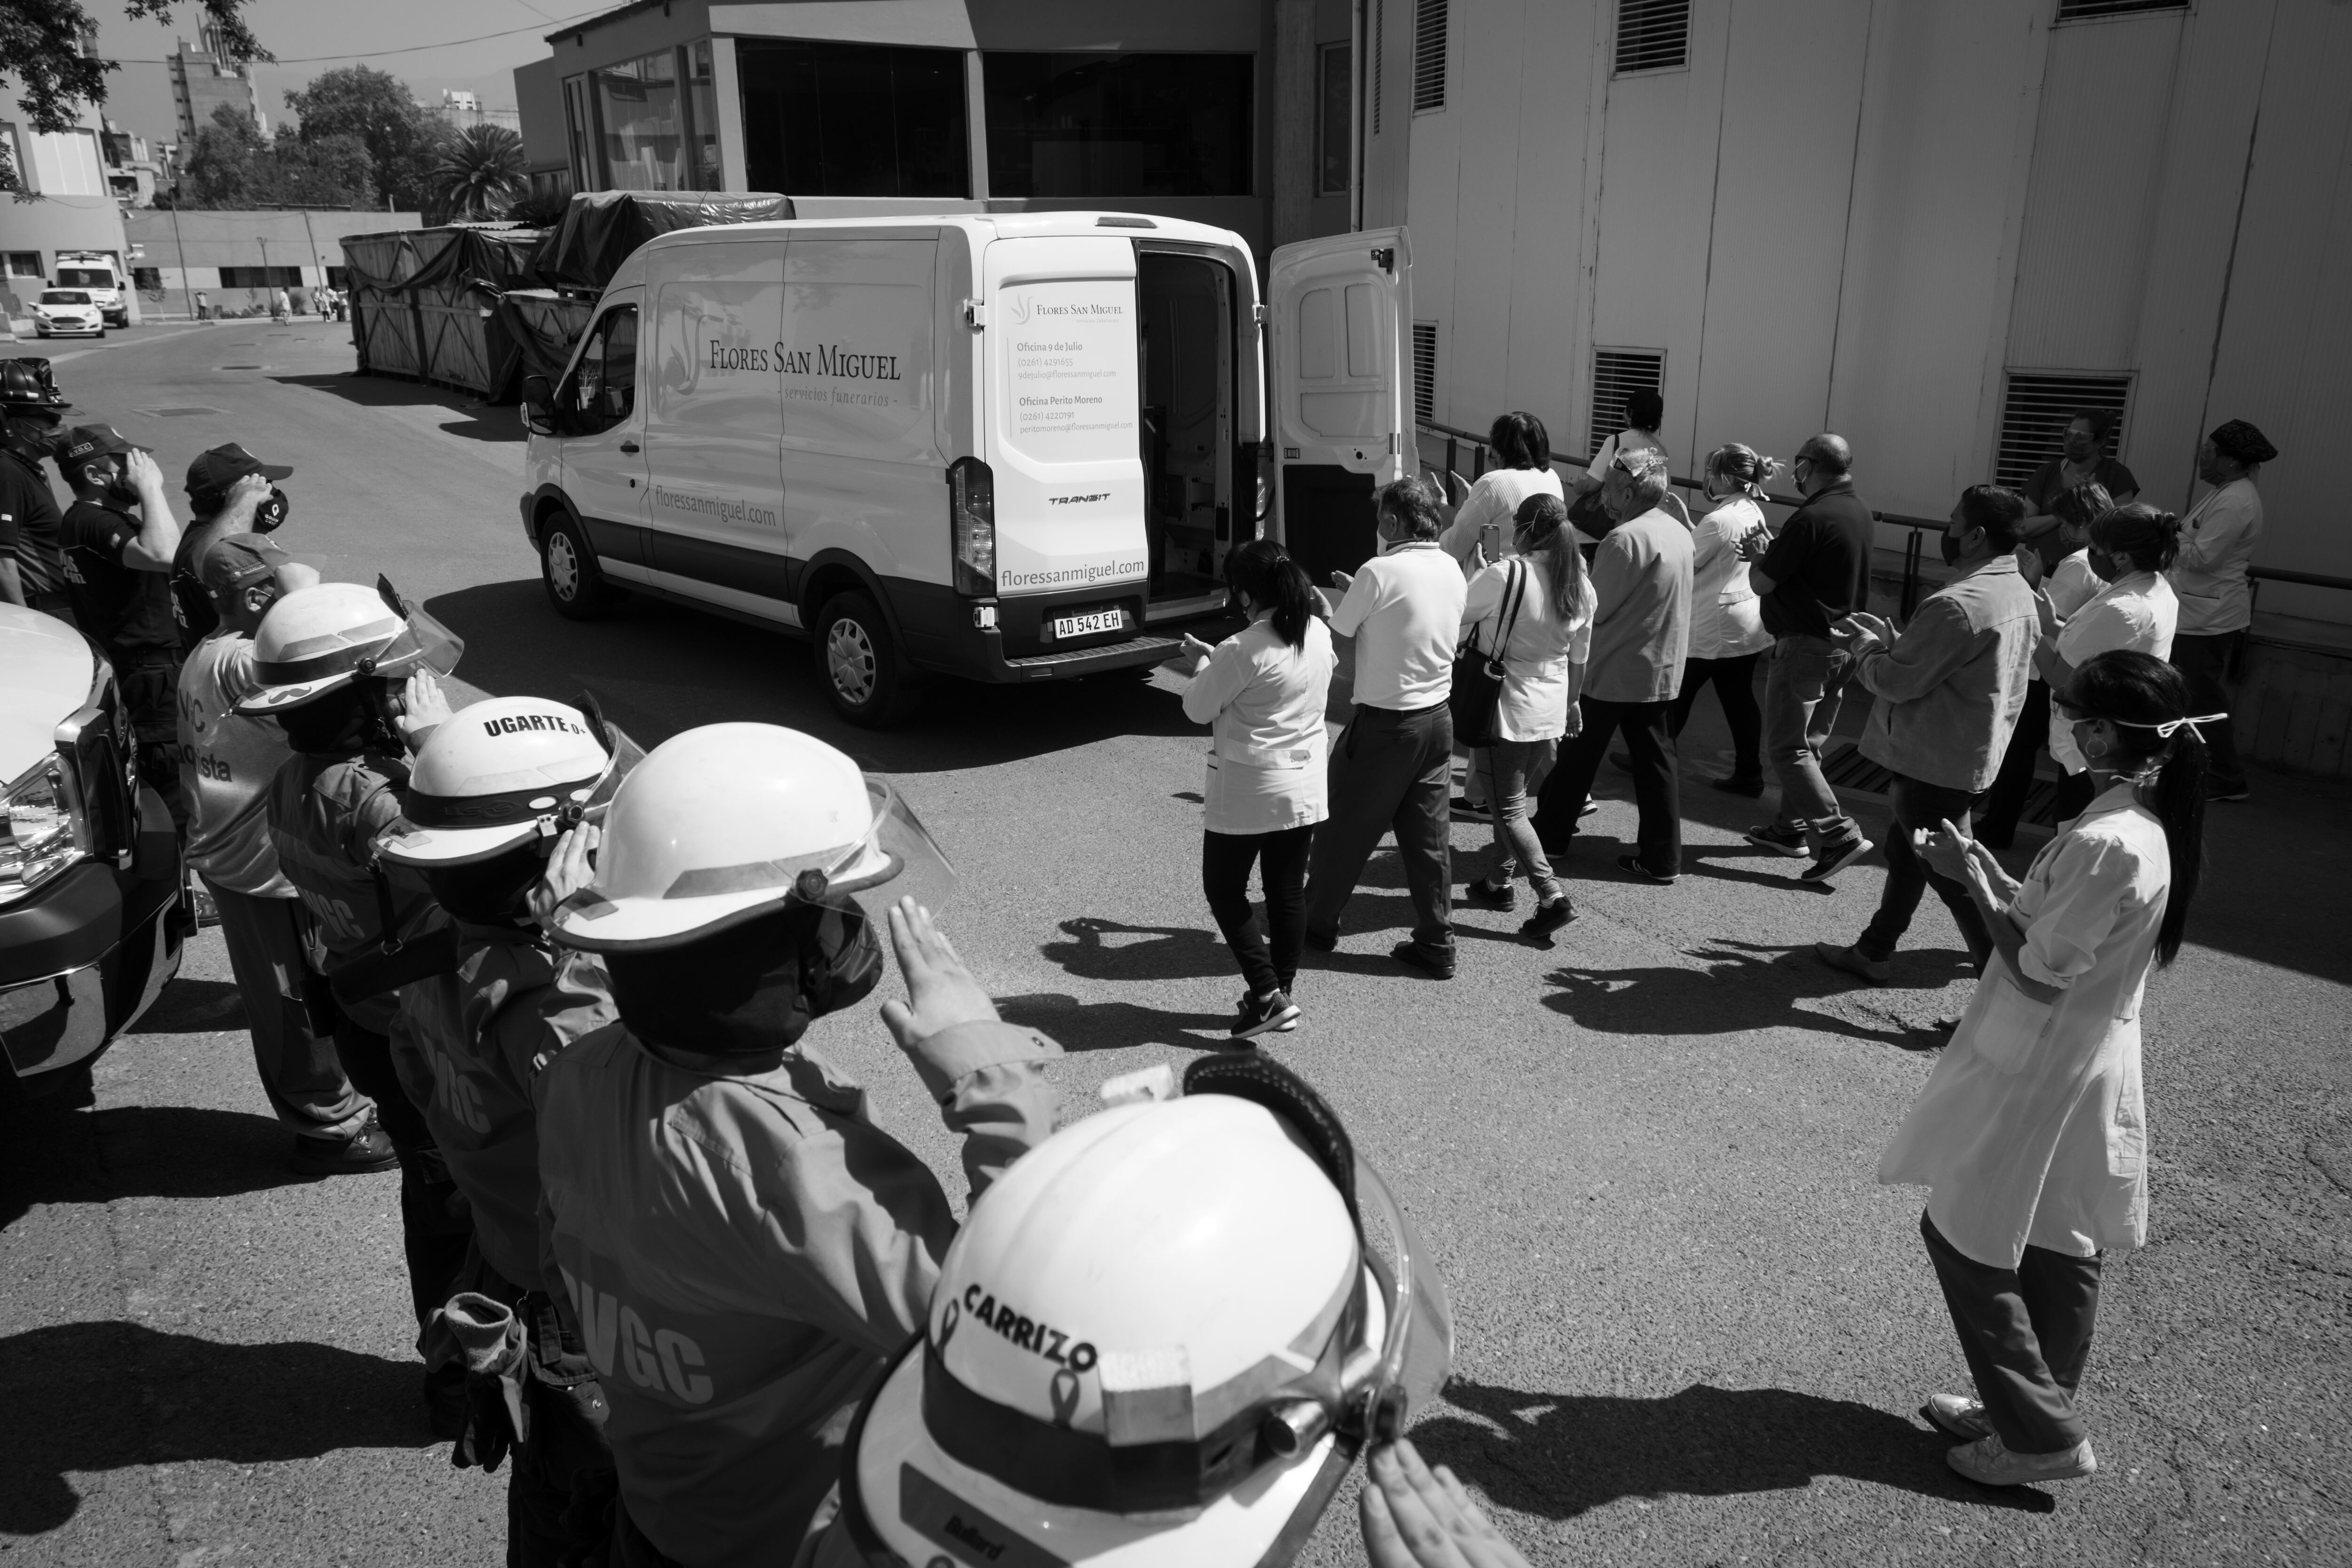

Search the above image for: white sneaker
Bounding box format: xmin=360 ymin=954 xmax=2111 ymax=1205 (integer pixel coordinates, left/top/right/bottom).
xmin=1946 ymin=1432 xmax=2096 ymax=1486
xmin=1920 ymin=1393 xmax=1992 ymax=1441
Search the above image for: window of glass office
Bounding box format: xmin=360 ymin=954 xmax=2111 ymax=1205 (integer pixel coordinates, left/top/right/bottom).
xmin=566 ymin=48 xmax=714 ymax=193
xmin=985 ymin=53 xmax=1253 ymax=198
xmin=736 ymin=40 xmax=969 ymax=198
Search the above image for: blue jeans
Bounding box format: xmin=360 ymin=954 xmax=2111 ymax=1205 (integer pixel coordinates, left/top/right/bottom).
xmin=1764 ymin=635 xmax=1863 ymax=850
xmin=1478 ymin=737 xmax=1560 ymax=901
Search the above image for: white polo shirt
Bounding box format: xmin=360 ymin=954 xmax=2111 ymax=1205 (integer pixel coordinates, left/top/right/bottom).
xmin=1330 ymin=540 xmax=1468 ymax=710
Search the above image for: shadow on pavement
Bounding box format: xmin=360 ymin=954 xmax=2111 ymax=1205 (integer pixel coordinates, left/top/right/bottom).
xmin=1 ymin=1102 xmax=318 ymax=1231
xmin=424 ymin=580 xmax=1200 ymax=772
xmin=133 ymin=977 xmax=246 ymax=1035
xmin=1043 ymin=916 xmax=1406 ymax=983
xmin=270 ymin=371 xmax=522 ymax=444
xmin=0 ymin=1320 xmax=435 ymax=1535
xmin=1542 ymin=939 xmax=1950 ymax=1050
xmin=995 ymin=993 xmax=1232 ymax=1053
xmin=1414 ymin=1378 xmax=2056 ymax=1520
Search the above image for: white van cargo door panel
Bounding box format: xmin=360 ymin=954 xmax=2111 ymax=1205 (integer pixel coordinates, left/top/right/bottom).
xmin=559 ymin=291 xmax=650 ymax=555
xmin=1268 ymin=229 xmax=1410 ymax=477
xmin=1266 ymin=229 xmax=1410 ymax=581
xmin=780 ymin=237 xmax=941 ymax=583
xmin=984 ymin=238 xmax=1147 ymax=599
xmin=644 ymin=248 xmax=790 ymax=617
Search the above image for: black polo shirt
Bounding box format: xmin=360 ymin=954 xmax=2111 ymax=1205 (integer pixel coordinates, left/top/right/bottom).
xmin=1757 ymin=479 xmax=1875 ymax=640
xmin=62 ymin=500 xmax=182 ymax=654
xmin=0 ymin=449 xmax=68 ymax=597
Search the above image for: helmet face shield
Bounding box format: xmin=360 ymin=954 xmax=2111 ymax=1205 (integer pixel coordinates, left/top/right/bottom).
xmin=795 ymin=778 xmax=958 ymax=921
xmin=1350 ymin=1162 xmax=1455 ymax=1439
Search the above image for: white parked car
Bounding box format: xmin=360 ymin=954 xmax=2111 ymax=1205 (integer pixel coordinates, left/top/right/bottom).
xmin=32 ymin=290 xmax=106 ymax=339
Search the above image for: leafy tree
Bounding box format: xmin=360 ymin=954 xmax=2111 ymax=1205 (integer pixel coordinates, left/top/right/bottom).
xmin=431 ymin=122 xmax=525 ymax=219
xmin=178 ymin=100 xmax=373 ymax=209
xmin=281 ymin=65 xmax=448 ymax=214
xmin=0 ymin=0 xmax=266 ymax=192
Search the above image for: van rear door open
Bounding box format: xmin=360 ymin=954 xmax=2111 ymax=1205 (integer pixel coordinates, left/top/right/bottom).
xmin=983 ymin=237 xmax=1150 ymax=623
xmin=1267 ymin=228 xmax=1412 ymax=587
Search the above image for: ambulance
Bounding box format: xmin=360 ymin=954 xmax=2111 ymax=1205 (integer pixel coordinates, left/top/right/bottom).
xmin=517 ymin=212 xmax=1411 ymax=725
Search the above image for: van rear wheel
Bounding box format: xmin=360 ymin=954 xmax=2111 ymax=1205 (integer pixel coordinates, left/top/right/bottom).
xmin=817 ymin=590 xmax=921 ymax=727
xmin=540 ymin=514 xmax=616 ymax=621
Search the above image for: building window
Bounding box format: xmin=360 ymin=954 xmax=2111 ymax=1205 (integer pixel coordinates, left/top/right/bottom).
xmin=325 ymin=267 xmax=349 ymax=289
xmin=24 ymin=128 xmax=105 ymax=195
xmin=1317 ymin=43 xmax=1351 ymax=196
xmin=985 ymin=53 xmax=1251 ymax=198
xmin=563 ymin=73 xmax=595 ymax=190
xmin=1413 ymin=0 xmax=1447 ymax=113
xmin=3 ymin=251 xmax=42 ymax=280
xmin=530 ymin=167 xmax=575 ymax=206
xmin=589 ymin=49 xmax=701 ymax=192
xmin=1412 ymin=322 xmax=1437 ymax=422
xmin=132 ymin=267 xmax=161 ymax=291
xmin=218 ymin=266 xmax=304 ymax=289
xmin=1615 ymin=0 xmax=1691 ymax=75
xmin=684 ymin=42 xmax=720 ymax=190
xmin=1588 ymin=348 xmax=1664 ymax=461
xmin=1995 ymin=372 xmax=2133 ymax=489
xmin=2054 ymin=1 xmax=2188 ymax=21
xmin=740 ymin=40 xmax=969 ymax=199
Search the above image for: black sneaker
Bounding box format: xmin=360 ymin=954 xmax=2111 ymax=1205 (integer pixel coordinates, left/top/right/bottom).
xmin=1389 ymin=940 xmax=1456 ymax=980
xmin=1709 ymin=774 xmax=1766 ymax=798
xmin=292 ymin=1115 xmax=399 ymax=1177
xmin=1449 ymin=796 xmax=1493 ymax=823
xmin=1231 ymin=989 xmax=1300 ymax=1041
xmin=1520 ymin=897 xmax=1575 ymax=940
xmin=1745 ymin=822 xmax=1810 ymax=857
xmin=1617 ymin=855 xmax=1677 ymax=884
xmin=1462 ymin=876 xmax=1515 ymax=911
xmin=1801 ymin=836 xmax=1875 ymax=884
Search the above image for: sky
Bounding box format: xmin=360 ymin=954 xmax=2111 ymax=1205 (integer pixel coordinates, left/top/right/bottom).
xmin=87 ymin=0 xmax=612 ymax=150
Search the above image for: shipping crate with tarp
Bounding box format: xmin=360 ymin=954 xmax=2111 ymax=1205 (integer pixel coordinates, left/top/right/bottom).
xmin=525 ymin=191 xmax=789 ymax=293
xmin=340 ymin=224 xmax=544 ymax=398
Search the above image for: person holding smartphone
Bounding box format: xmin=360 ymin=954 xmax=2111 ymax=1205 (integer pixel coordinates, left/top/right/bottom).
xmin=1438 ymin=411 xmax=1563 ymax=573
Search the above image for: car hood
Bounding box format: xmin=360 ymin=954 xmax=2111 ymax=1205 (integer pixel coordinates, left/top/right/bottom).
xmin=0 ymin=605 xmax=96 ymax=782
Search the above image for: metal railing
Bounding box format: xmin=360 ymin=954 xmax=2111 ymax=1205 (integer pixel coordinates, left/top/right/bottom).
xmin=1414 ymin=417 xmax=2352 ymax=623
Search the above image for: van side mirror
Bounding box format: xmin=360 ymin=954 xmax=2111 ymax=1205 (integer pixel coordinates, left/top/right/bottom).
xmin=522 ymin=374 xmax=560 ymax=436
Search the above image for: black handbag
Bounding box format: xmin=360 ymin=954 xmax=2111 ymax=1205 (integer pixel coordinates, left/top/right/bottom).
xmin=1449 ymin=560 xmax=1527 ymax=748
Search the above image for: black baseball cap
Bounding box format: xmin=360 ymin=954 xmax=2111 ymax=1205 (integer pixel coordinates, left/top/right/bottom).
xmin=185 ymin=442 xmax=294 ymax=500
xmin=62 ymin=424 xmax=151 ymax=463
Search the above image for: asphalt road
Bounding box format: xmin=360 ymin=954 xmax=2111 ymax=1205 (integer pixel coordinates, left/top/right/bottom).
xmin=3 ymin=323 xmax=2346 ymax=1567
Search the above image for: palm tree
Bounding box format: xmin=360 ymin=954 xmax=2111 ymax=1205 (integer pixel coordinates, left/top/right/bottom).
xmin=431 ymin=123 xmax=527 ymax=220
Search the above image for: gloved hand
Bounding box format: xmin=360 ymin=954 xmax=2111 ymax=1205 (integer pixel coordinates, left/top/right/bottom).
xmin=442 ymin=1292 xmax=529 ymax=1473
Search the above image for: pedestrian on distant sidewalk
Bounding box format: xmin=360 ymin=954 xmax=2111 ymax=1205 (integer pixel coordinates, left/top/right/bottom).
xmin=1303 ymin=477 xmax=1466 ymax=979
xmin=1817 ymin=485 xmax=2038 ymax=984
xmin=2166 ymin=419 xmax=2273 ymax=803
xmin=1179 ymin=539 xmax=1336 ymax=1039
xmin=1881 ymin=649 xmax=2212 ymax=1488
xmin=1459 ymin=493 xmax=1593 ymax=939
xmin=1532 ymin=446 xmax=1692 ymax=883
xmin=1740 ymin=433 xmax=1876 ymax=884
xmin=1674 ymin=444 xmax=1781 ymax=797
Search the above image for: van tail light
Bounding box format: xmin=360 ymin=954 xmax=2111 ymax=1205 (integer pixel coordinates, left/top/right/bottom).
xmin=947 ymin=457 xmax=996 ymax=596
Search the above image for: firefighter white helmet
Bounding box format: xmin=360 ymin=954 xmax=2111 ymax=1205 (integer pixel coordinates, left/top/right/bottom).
xmin=377 ymin=695 xmax=636 ymax=868
xmin=834 ymin=1054 xmax=1454 ymax=1568
xmin=232 ymin=577 xmax=461 ymax=714
xmin=547 ymin=721 xmax=949 ymax=951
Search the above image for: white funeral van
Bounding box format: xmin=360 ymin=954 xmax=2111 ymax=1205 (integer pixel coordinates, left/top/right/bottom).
xmin=518 ymin=212 xmax=1410 ymax=725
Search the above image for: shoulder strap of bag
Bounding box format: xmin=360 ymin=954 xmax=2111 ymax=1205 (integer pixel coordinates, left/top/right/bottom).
xmin=1495 ymin=560 xmax=1529 ymax=653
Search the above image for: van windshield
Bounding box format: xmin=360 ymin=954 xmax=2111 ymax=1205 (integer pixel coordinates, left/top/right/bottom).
xmin=56 ymin=270 xmax=111 ymax=288
xmin=999 ymin=278 xmax=1139 ymax=464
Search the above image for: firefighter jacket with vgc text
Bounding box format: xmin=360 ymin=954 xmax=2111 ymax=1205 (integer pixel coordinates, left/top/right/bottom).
xmin=532 ymin=1017 xmax=1061 ymax=1568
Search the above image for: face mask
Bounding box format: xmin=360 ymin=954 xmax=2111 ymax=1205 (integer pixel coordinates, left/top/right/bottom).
xmin=2063 ymin=436 xmax=2094 ymax=462
xmin=106 ymin=468 xmax=143 ymax=506
xmin=2087 ymin=549 xmax=2119 ymax=582
xmin=1939 ymin=529 xmax=1966 ymax=567
xmin=607 ymin=899 xmax=883 ymax=1056
xmin=255 ymin=487 xmax=290 ymax=532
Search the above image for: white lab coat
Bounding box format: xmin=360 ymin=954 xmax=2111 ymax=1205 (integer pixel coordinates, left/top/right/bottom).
xmin=1878 ymin=782 xmax=2168 ymax=1269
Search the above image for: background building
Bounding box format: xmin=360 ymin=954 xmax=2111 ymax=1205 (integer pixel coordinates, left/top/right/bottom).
xmin=2 ymin=68 xmax=142 ymax=324
xmin=167 ymin=23 xmax=264 ymax=143
xmin=429 ymin=90 xmax=522 ymax=135
xmin=122 ymin=209 xmax=422 ymax=318
xmin=511 ymin=0 xmax=1357 ymax=258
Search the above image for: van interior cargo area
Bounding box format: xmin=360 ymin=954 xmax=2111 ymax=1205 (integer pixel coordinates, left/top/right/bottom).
xmin=1136 ymin=252 xmax=1234 ymax=608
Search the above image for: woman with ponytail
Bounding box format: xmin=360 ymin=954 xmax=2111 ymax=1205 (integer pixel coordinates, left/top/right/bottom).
xmin=1672 ymin=444 xmax=1781 ymax=795
xmin=1179 ymin=538 xmax=1336 ymax=1039
xmin=1878 ymin=649 xmax=2215 ymax=1488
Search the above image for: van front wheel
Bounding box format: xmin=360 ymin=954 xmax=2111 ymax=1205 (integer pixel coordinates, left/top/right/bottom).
xmin=541 ymin=514 xmax=616 ymax=621
xmin=817 ymin=590 xmax=921 ymax=727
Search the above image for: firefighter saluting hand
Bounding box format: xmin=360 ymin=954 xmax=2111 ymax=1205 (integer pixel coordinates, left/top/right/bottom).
xmin=533 ymin=723 xmax=1060 ymax=1568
